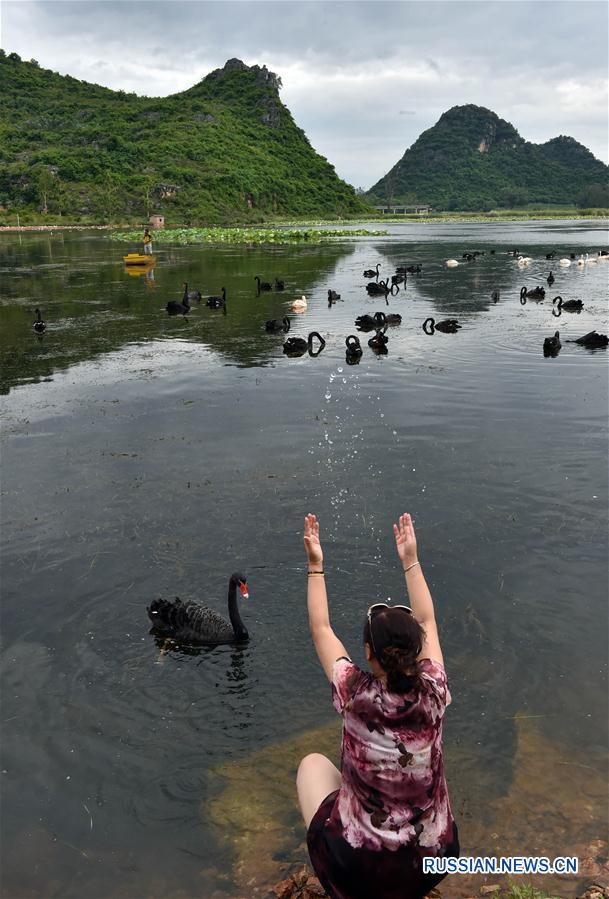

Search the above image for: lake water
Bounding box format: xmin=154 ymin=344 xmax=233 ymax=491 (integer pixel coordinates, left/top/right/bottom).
xmin=1 ymin=221 xmax=608 ymax=898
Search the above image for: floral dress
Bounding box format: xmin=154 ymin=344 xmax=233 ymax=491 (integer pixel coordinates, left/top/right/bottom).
xmin=306 ymin=657 xmax=459 ymax=899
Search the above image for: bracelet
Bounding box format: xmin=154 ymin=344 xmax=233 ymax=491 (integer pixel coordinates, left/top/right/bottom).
xmin=403 ymin=561 xmax=420 ymax=573
xmin=308 ymin=570 xmax=325 ymax=576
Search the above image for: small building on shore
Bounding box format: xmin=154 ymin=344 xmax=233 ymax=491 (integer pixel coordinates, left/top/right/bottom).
xmin=149 ymin=214 xmax=165 ymax=229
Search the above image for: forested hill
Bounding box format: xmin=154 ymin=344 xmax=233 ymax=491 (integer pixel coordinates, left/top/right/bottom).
xmin=366 ymin=105 xmax=609 ymax=210
xmin=0 ymin=52 xmax=370 ymax=222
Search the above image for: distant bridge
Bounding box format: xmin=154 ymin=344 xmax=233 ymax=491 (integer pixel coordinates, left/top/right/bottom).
xmin=373 ymin=204 xmax=431 ymax=215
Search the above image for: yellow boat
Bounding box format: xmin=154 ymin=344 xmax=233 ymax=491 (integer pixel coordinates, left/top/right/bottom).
xmin=123 ymin=253 xmax=155 ymax=265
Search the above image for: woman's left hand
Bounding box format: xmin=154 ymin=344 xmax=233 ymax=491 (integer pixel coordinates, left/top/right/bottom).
xmin=303 ymin=513 xmax=324 ymax=570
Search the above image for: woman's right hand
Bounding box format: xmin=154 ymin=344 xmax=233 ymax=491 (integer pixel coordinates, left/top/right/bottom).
xmin=393 ymin=513 xmax=418 ymax=567
xmin=303 ymin=513 xmax=324 ymax=570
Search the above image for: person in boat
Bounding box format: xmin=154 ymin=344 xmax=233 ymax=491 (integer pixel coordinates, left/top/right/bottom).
xmin=298 ymin=512 xmax=459 ymax=899
xmin=143 ymin=227 xmax=153 ymax=255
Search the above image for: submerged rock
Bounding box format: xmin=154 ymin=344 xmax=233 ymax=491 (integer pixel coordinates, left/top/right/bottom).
xmin=206 ymin=720 xmax=340 ymax=893
xmin=273 ymin=865 xmax=326 ymax=898
xmin=578 ymin=886 xmax=609 ymax=899
xmin=206 ymin=713 xmax=607 ymax=898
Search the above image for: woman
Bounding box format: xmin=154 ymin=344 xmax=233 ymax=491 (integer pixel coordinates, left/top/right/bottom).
xmin=298 ymin=512 xmax=458 ymax=899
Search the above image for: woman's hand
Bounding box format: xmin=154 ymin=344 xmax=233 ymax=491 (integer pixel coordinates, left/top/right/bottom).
xmin=303 ymin=513 xmax=324 ymax=570
xmin=393 ymin=512 xmax=418 ymax=568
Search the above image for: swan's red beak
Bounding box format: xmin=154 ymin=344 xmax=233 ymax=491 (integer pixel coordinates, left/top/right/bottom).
xmin=239 ymin=581 xmax=249 ymax=599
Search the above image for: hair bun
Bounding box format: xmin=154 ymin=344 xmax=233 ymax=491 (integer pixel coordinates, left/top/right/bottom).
xmin=380 ymin=645 xmax=417 ymax=674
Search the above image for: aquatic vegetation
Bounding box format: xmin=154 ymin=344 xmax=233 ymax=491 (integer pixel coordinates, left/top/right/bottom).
xmin=112 ymin=226 xmax=387 ymax=245
xmin=503 ymin=886 xmax=557 ymax=899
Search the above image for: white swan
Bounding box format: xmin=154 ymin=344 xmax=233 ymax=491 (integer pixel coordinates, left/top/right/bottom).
xmin=291 ymin=294 xmax=308 ymax=311
xmin=517 ymin=256 xmax=533 ymax=267
xmin=445 ymin=259 xmax=459 ymax=268
xmin=559 ymin=258 xmax=571 ymax=267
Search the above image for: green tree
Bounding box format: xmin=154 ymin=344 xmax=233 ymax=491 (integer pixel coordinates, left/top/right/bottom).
xmin=577 ymin=182 xmax=609 ymax=207
xmin=499 ymin=187 xmax=529 ymax=208
xmin=35 ymin=165 xmax=54 ymax=214
xmin=100 ymin=170 xmax=120 ymax=222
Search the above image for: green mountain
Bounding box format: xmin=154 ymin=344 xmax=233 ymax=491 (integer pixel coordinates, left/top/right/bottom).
xmin=366 ymin=104 xmax=609 ymax=210
xmin=0 ymin=52 xmax=370 ymax=223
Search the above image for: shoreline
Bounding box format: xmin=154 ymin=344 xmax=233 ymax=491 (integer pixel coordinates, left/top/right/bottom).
xmin=1 ymin=214 xmax=608 ymax=234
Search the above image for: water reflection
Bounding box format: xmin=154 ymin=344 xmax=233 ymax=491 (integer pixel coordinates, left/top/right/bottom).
xmin=0 ymin=235 xmax=357 ymax=390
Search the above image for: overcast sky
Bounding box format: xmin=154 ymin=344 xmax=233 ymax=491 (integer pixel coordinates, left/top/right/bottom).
xmin=2 ymin=1 xmax=607 ymax=188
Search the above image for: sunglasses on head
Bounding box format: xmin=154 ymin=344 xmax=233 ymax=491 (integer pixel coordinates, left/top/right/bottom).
xmin=367 ymin=602 xmax=413 ymax=657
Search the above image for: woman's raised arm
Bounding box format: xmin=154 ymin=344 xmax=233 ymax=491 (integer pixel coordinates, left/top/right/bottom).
xmin=393 ymin=513 xmax=443 ymax=666
xmin=304 ymin=514 xmax=349 ymax=681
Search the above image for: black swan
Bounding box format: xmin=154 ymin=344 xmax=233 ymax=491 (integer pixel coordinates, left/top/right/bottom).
xmin=423 ymin=317 xmax=461 ymax=335
xmin=566 ymin=331 xmax=609 ymax=348
xmin=265 ymin=316 xmax=290 ymax=333
xmin=33 ymin=308 xmax=46 ymax=333
xmin=363 ymin=264 xmax=381 ymax=278
xmin=327 ymin=289 xmax=341 ymax=302
xmin=147 ymin=573 xmax=249 ymax=645
xmin=274 ymin=279 xmax=285 ymax=291
xmin=384 ymin=313 xmax=402 ymax=326
xmin=182 ymin=282 xmax=202 ymax=302
xmin=283 ymin=331 xmax=326 ymax=357
xmin=345 ymin=334 xmax=363 ymax=361
xmin=368 ymin=328 xmax=389 ymax=352
xmin=255 ymin=276 xmax=273 ymax=292
xmin=520 ymin=286 xmax=546 ymax=304
xmin=167 ymin=292 xmax=190 ymax=315
xmin=391 ymin=274 xmax=405 ymax=286
xmin=205 ymin=287 xmax=227 ymax=308
xmin=543 ymin=331 xmax=561 ymax=357
xmin=546 ymin=252 xmax=556 ymax=260
xmin=552 ymin=296 xmax=583 ymax=314
xmin=547 ymin=272 xmax=555 ymax=286
xmin=491 ymin=290 xmax=500 ymax=303
xmin=355 ymin=311 xmax=386 ymax=331
xmin=366 ymin=279 xmax=390 ymax=295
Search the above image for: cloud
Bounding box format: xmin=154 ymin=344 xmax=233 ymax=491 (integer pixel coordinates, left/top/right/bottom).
xmin=2 ymin=0 xmax=607 ymax=185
